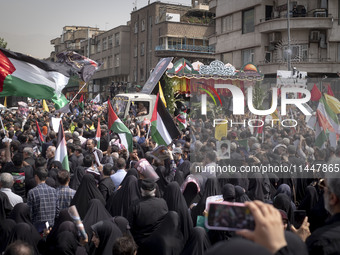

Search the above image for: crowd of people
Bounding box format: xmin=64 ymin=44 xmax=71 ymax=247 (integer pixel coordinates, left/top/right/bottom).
xmin=0 ymin=96 xmax=339 ymax=255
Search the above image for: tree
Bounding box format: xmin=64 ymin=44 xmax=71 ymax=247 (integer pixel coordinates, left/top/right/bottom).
xmin=0 ymin=37 xmax=8 ymax=49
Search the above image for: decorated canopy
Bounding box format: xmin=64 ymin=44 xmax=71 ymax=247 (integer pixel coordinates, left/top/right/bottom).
xmin=166 ymin=59 xmax=263 ymax=95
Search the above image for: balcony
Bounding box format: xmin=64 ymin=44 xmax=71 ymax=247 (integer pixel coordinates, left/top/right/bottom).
xmin=258 ymin=10 xmax=333 ymax=33
xmin=155 ymin=44 xmax=215 ymax=54
xmin=258 ymin=58 xmax=340 ymax=75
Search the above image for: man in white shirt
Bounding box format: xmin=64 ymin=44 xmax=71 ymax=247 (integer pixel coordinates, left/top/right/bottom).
xmin=0 ymin=172 xmax=23 ymax=206
xmin=110 ymin=158 xmax=127 ymax=191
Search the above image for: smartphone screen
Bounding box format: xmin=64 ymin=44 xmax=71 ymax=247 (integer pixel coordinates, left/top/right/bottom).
xmin=206 ymin=201 xmax=255 ymax=231
xmin=293 ymin=210 xmax=306 ymax=229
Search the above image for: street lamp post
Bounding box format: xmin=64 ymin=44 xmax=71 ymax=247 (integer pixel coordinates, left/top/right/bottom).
xmin=287 ymin=0 xmax=291 ymax=71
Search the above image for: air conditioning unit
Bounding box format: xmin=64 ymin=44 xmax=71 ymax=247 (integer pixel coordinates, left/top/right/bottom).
xmin=269 ymin=32 xmax=281 ymax=44
xmin=310 ymin=31 xmax=320 ymax=42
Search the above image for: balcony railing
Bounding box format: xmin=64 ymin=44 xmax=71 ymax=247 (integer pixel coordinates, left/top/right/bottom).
xmin=155 ymin=44 xmax=215 ymax=54
xmin=260 ymin=8 xmax=331 ymax=23
xmin=259 ymin=57 xmax=332 ymax=64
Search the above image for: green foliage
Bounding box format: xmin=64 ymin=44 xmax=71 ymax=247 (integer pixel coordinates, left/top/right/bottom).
xmin=252 ymin=81 xmax=267 ymax=110
xmin=162 ymin=76 xmax=185 ymax=115
xmin=0 ymin=38 xmax=8 ymax=49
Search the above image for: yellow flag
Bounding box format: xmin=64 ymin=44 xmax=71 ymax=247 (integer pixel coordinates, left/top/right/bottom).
xmin=42 ymin=99 xmax=49 ymax=112
xmin=159 ymin=82 xmax=167 ymax=107
xmin=324 ymin=93 xmax=340 ymax=114
xmin=215 ymin=120 xmax=228 ymax=141
xmin=3 ymin=97 xmax=7 ymax=108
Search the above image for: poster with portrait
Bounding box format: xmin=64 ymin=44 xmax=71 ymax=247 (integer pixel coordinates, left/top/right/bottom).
xmin=216 ymin=140 xmax=231 ymax=159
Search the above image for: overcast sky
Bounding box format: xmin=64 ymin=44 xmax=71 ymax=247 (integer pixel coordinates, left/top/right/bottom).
xmin=0 ymin=0 xmax=191 ymax=59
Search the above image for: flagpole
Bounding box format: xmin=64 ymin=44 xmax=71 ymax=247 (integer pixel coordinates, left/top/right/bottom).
xmin=0 ymin=111 xmax=6 ymax=135
xmin=69 ymin=82 xmax=87 ymax=105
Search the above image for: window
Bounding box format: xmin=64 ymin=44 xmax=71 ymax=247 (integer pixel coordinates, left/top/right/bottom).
xmin=338 ymin=43 xmax=340 ymax=61
xmin=265 ymin=52 xmax=272 ymax=63
xmin=115 ymin=33 xmax=120 ymax=46
xmin=242 ymin=8 xmax=255 ymax=34
xmin=141 ymin=19 xmax=145 ymax=31
xmin=140 ymin=43 xmax=145 ymax=56
xmin=134 ymin=45 xmax=138 ymax=57
xmin=97 ymin=40 xmax=101 ymax=53
xmin=103 ymin=38 xmax=108 ymax=50
xmin=102 ymin=57 xmax=107 ymax=69
xmin=283 ymin=45 xmax=308 ymax=62
xmin=140 ymin=67 xmax=144 ymax=81
xmin=242 ymin=48 xmax=254 ymax=65
xmin=108 ymin=56 xmax=113 ymax=68
xmin=134 ymin=22 xmax=138 ymax=33
xmin=108 ymin=35 xmax=113 ymax=48
xmin=168 ymin=37 xmax=183 ymax=49
xmin=222 ymin=15 xmax=232 ymax=33
xmin=114 ymin=54 xmax=120 ymax=67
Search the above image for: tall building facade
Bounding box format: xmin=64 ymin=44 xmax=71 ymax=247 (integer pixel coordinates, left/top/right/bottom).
xmin=209 ymin=0 xmax=340 ymax=78
xmin=130 ymin=1 xmax=215 ymax=85
xmin=81 ymin=25 xmax=131 ymax=99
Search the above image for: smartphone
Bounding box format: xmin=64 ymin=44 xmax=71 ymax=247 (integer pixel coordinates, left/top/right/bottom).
xmin=206 ymin=201 xmax=255 ymax=231
xmin=293 ymin=210 xmax=306 ymax=229
xmin=45 ymin=221 xmax=49 ymax=230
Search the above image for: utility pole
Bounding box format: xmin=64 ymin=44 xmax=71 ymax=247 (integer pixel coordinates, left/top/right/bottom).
xmin=287 ymin=0 xmax=291 ymax=71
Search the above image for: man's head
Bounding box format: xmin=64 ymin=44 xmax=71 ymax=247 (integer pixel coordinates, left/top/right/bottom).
xmin=221 ymin=143 xmax=229 ymax=154
xmin=141 ymin=178 xmax=156 ymax=197
xmin=86 ymin=139 xmax=95 ymax=151
xmin=57 ymin=169 xmax=70 ymax=186
xmin=173 ymin=147 xmax=182 ymax=161
xmin=103 ymin=164 xmax=114 ymax=176
xmin=117 ymin=158 xmax=126 ymax=170
xmin=83 ymin=155 xmax=94 ymax=167
xmin=12 ymin=153 xmax=24 ymax=167
xmin=0 ymin=173 xmax=14 ymax=189
xmin=46 ymin=146 xmax=56 ymax=159
xmin=322 ymin=177 xmax=340 ymax=215
xmin=23 ymin=147 xmax=33 ymax=159
xmin=34 ymin=167 xmax=48 ymax=182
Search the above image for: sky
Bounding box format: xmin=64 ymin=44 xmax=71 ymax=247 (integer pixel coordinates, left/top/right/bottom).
xmin=0 ymin=0 xmax=191 ymax=59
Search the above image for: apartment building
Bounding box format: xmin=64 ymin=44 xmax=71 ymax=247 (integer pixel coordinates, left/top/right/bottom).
xmin=130 ymin=1 xmax=215 ymax=85
xmin=209 ymin=0 xmax=340 ymax=78
xmin=81 ymin=25 xmax=131 ymax=98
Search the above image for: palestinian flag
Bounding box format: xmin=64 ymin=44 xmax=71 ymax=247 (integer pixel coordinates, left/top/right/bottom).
xmin=176 ymin=111 xmax=187 ymax=130
xmin=96 ymin=118 xmax=101 ymax=149
xmin=107 ymin=100 xmax=133 ymax=152
xmin=79 ymin=94 xmax=84 ymax=111
xmin=151 ymin=93 xmax=180 ymax=146
xmin=54 ymin=120 xmax=70 ymax=171
xmin=315 ymin=96 xmax=340 ymax=148
xmin=36 ymin=120 xmax=44 ymax=144
xmin=0 ymin=48 xmax=71 ymax=102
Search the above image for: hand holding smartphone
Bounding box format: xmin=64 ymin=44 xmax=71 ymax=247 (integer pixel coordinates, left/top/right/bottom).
xmin=205 ymin=201 xmax=255 ymax=231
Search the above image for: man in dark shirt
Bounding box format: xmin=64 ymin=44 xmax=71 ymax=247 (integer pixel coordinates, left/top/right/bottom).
xmin=127 ymin=178 xmax=168 ymax=246
xmin=306 ymin=177 xmax=340 ymax=255
xmin=98 ymin=163 xmax=115 ymax=201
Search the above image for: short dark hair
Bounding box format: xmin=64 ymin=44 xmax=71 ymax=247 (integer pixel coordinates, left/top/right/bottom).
xmin=57 ymin=169 xmax=70 ymax=185
xmin=12 ymin=153 xmax=23 ymax=167
xmin=83 ymin=155 xmax=94 ymax=167
xmin=112 ymin=236 xmax=138 ymax=255
xmin=35 ymin=156 xmax=47 ymax=168
xmin=117 ymin=158 xmax=126 ymax=169
xmin=103 ymin=164 xmax=114 ymax=176
xmin=67 ymin=143 xmax=75 ymax=152
xmin=34 ymin=167 xmax=48 ymax=181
